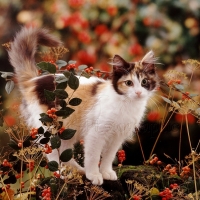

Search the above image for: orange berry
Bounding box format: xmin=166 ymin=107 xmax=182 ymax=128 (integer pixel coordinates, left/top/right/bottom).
xmin=18 ymin=142 xmax=23 ymax=148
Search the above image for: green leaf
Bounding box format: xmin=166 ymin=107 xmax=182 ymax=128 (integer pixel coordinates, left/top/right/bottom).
xmin=78 ymin=65 xmax=88 ymax=71
xmin=38 ymin=126 xmax=44 ymax=134
xmin=56 ymin=60 xmax=67 ymax=69
xmin=59 ymin=100 xmax=67 ymax=108
xmin=1 ymin=72 xmax=14 ymax=78
xmin=54 ymin=89 xmax=68 ymax=99
xmin=69 ymin=98 xmax=82 ymax=106
xmin=59 ymin=129 xmax=76 ymax=140
xmin=37 ymin=62 xmax=56 ymax=74
xmin=44 ymin=131 xmax=51 ymax=138
xmin=68 ymin=60 xmax=76 ymax=64
xmin=44 ymin=89 xmax=55 ymax=101
xmin=55 ymin=75 xmax=68 ymax=83
xmin=56 ymin=81 xmax=67 ymax=89
xmin=174 ymin=84 xmax=184 ymax=91
xmin=47 ymin=161 xmax=59 ymax=172
xmin=8 ymin=140 xmax=20 ymax=150
xmin=39 ymin=114 xmax=53 ymax=123
xmin=189 ymin=94 xmax=198 ymax=98
xmin=63 ymin=71 xmax=71 ymax=79
xmin=55 ymin=107 xmax=75 ymax=118
xmin=50 ymin=136 xmax=61 ymax=149
xmin=5 ymin=80 xmax=14 ymax=94
xmin=40 ymin=160 xmax=47 ymax=167
xmin=81 ymin=71 xmax=91 ymax=78
xmin=161 ymin=96 xmax=171 ymax=104
xmin=60 ymin=149 xmax=73 ymax=162
xmin=39 ymin=137 xmax=50 ymax=144
xmin=68 ymin=73 xmax=79 ymax=90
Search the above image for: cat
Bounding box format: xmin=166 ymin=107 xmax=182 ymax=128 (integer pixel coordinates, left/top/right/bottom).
xmin=8 ymin=26 xmax=159 ymax=185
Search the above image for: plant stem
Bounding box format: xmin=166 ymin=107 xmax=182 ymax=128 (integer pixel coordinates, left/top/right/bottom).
xmin=178 ymin=116 xmax=183 ymax=173
xmin=150 ymin=111 xmax=175 ymax=158
xmin=192 ymin=151 xmax=198 ymax=200
xmin=0 ymin=175 xmax=10 ymax=200
xmin=135 ymin=128 xmax=146 ymax=163
xmin=55 ymin=182 xmax=67 ymax=200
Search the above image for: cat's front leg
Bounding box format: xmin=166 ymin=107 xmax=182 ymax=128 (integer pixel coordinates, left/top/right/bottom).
xmin=84 ymin=131 xmax=105 ymax=185
xmin=100 ymin=136 xmax=123 ymax=181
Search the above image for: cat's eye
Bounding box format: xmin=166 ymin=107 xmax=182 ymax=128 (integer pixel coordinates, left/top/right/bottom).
xmin=141 ymin=79 xmax=148 ymax=86
xmin=125 ymin=80 xmax=133 ymax=86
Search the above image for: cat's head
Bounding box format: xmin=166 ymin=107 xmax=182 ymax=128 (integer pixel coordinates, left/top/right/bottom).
xmin=111 ymin=51 xmax=158 ymax=99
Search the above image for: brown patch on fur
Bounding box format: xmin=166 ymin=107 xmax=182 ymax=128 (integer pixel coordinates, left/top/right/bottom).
xmin=34 ymin=75 xmax=55 ymax=108
xmin=91 ymin=81 xmax=103 ymax=96
xmin=112 ymin=63 xmax=135 ymax=95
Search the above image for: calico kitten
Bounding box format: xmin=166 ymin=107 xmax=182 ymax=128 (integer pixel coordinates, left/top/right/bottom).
xmin=8 ymin=27 xmax=158 ymax=185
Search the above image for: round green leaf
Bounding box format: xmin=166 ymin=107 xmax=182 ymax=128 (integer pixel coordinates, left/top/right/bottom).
xmin=40 ymin=160 xmax=47 ymax=167
xmin=50 ymin=136 xmax=61 ymax=149
xmin=37 ymin=62 xmax=56 ymax=74
xmin=47 ymin=161 xmax=59 ymax=172
xmin=38 ymin=126 xmax=44 ymax=134
xmin=78 ymin=65 xmax=88 ymax=71
xmin=56 ymin=60 xmax=67 ymax=69
xmin=56 ymin=81 xmax=68 ymax=89
xmin=44 ymin=131 xmax=51 ymax=138
xmin=68 ymin=73 xmax=79 ymax=90
xmin=60 ymin=149 xmax=73 ymax=162
xmin=44 ymin=89 xmax=55 ymax=101
xmin=59 ymin=129 xmax=76 ymax=140
xmin=5 ymin=80 xmax=14 ymax=94
xmin=8 ymin=140 xmax=20 ymax=150
xmin=69 ymin=98 xmax=82 ymax=106
xmin=54 ymin=89 xmax=68 ymax=99
xmin=40 ymin=137 xmax=50 ymax=144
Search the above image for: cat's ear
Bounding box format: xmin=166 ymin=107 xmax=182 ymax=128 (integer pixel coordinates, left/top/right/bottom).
xmin=141 ymin=50 xmax=157 ymax=74
xmin=111 ymin=55 xmax=130 ymax=73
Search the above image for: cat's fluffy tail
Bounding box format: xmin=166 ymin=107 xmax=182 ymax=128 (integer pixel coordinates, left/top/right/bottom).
xmin=8 ymin=26 xmax=62 ymax=84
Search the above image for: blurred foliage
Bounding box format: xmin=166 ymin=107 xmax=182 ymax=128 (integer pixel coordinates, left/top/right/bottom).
xmin=0 ymin=0 xmax=199 ymax=71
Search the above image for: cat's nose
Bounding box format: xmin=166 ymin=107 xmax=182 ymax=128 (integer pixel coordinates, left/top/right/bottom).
xmin=135 ymin=91 xmax=142 ymax=97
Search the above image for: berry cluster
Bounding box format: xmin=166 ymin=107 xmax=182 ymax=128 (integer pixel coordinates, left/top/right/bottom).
xmin=80 ymin=139 xmax=84 ymax=145
xmin=53 ymin=171 xmax=60 ymax=178
xmin=182 ymin=92 xmax=190 ymax=100
xmin=170 ymin=183 xmax=179 ymax=189
xmin=180 ymin=166 xmax=190 ymax=178
xmin=149 ymin=156 xmax=162 ymax=165
xmin=43 ymin=144 xmax=52 ymax=154
xmin=2 ymin=159 xmax=12 ymax=168
xmin=47 ymin=108 xmax=57 ymax=119
xmin=159 ymin=188 xmax=173 ymax=200
xmin=27 ymin=160 xmax=35 ymax=172
xmin=15 ymin=173 xmax=23 ymax=179
xmin=163 ymin=164 xmax=177 ymax=175
xmin=30 ymin=128 xmax=38 ymax=139
xmin=66 ymin=63 xmax=76 ymax=70
xmin=59 ymin=127 xmax=65 ymax=134
xmin=132 ymin=194 xmax=141 ymax=200
xmin=117 ymin=150 xmax=126 ymax=164
xmin=167 ymin=79 xmax=181 ymax=86
xmin=41 ymin=187 xmax=51 ymax=200
xmin=85 ymin=66 xmax=94 ymax=74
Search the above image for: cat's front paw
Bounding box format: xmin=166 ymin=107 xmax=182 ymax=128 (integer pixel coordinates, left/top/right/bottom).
xmin=86 ymin=172 xmax=103 ymax=185
xmin=101 ymin=170 xmax=117 ymax=181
